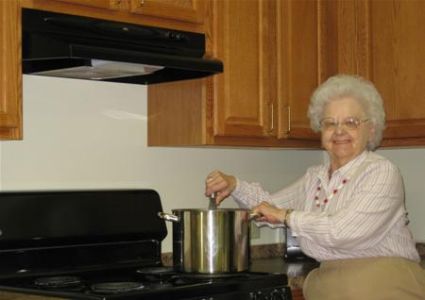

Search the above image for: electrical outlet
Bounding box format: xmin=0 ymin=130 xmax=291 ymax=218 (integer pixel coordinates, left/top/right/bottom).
xmin=250 ymin=224 xmax=260 ymax=239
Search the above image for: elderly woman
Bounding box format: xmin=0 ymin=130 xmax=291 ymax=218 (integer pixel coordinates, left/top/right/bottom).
xmin=205 ymin=74 xmax=425 ymax=300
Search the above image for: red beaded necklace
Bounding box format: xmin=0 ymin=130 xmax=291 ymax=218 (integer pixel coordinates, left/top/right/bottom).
xmin=314 ymin=178 xmax=349 ymax=208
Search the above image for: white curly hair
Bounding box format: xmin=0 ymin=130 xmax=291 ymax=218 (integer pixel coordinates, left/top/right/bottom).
xmin=308 ymin=74 xmax=386 ymax=150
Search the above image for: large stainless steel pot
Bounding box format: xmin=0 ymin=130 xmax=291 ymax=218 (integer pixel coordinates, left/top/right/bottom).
xmin=158 ymin=209 xmax=253 ymax=274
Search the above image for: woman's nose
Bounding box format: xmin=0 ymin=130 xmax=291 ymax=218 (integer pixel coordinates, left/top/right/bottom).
xmin=334 ymin=123 xmax=346 ymax=134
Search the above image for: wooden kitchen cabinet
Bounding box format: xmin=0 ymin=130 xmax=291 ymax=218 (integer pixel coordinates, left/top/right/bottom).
xmin=148 ymin=0 xmax=323 ymax=148
xmin=211 ymin=0 xmax=276 ymax=141
xmin=0 ymin=0 xmax=22 ymax=140
xmin=150 ymin=0 xmax=425 ymax=148
xmin=20 ymin=0 xmax=206 ymax=32
xmin=278 ymin=0 xmax=425 ymax=147
xmin=4 ymin=0 xmax=424 ymax=147
xmin=52 ymin=0 xmax=207 ymax=23
xmin=128 ymin=0 xmax=206 ymax=24
xmin=276 ymin=0 xmax=334 ymax=141
xmin=52 ymin=0 xmax=206 ymax=24
xmin=51 ymin=0 xmax=124 ymax=10
xmin=336 ymin=0 xmax=425 ymax=147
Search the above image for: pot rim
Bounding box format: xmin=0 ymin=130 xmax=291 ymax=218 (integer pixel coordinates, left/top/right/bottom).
xmin=171 ymin=208 xmax=250 ymax=212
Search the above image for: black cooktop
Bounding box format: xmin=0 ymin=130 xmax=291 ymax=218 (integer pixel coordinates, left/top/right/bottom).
xmin=0 ymin=190 xmax=290 ymax=300
xmin=0 ymin=268 xmax=289 ymax=299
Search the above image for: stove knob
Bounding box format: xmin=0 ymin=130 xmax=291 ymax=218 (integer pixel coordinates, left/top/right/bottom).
xmin=270 ymin=288 xmax=286 ymax=300
xmin=249 ymin=291 xmax=261 ymax=300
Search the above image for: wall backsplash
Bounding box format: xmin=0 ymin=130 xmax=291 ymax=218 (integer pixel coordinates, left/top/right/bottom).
xmin=0 ymin=75 xmax=424 ymax=253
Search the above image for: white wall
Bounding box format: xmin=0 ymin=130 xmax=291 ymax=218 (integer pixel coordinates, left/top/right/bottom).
xmin=0 ymin=76 xmax=424 ymax=253
xmin=376 ymin=149 xmax=425 ymax=243
xmin=0 ymin=75 xmax=321 ymax=252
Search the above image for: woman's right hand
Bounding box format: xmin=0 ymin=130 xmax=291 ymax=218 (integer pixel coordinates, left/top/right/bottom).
xmin=205 ymin=170 xmax=237 ymax=205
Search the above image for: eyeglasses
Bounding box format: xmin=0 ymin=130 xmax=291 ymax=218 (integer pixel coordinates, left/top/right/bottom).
xmin=319 ymin=117 xmax=369 ymax=131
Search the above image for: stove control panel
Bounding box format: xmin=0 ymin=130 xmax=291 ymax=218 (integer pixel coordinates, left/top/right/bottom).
xmin=249 ymin=287 xmax=291 ymax=300
xmin=191 ymin=286 xmax=291 ymax=300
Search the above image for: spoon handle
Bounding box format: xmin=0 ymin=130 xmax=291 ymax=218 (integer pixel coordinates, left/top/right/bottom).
xmin=208 ymin=192 xmax=217 ymax=210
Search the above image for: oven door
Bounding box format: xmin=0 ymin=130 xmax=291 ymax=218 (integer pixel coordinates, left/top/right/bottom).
xmin=183 ymin=286 xmax=292 ymax=300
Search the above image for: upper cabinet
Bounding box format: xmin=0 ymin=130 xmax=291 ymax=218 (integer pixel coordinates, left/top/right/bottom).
xmin=53 ymin=0 xmax=206 ymax=24
xmin=3 ymin=0 xmax=425 ymax=147
xmin=0 ymin=1 xmax=22 ymax=140
xmin=52 ymin=0 xmax=122 ymax=10
xmin=212 ymin=0 xmax=276 ymax=141
xmin=337 ymin=0 xmax=425 ymax=147
xmin=148 ymin=0 xmax=323 ymax=148
xmin=276 ymin=0 xmax=333 ymax=141
xmin=128 ymin=0 xmax=206 ymax=24
xmin=149 ymin=0 xmax=425 ymax=148
xmin=20 ymin=0 xmax=206 ymax=32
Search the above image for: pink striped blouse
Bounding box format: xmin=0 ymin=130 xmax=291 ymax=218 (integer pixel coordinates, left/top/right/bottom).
xmin=231 ymin=151 xmax=420 ymax=262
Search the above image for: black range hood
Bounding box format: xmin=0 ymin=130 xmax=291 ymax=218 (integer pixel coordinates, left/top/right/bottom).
xmin=22 ymin=9 xmax=223 ymax=85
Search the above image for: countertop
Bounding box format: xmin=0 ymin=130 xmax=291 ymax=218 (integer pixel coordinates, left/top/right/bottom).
xmin=163 ymin=242 xmax=425 ymax=291
xmin=250 ymin=258 xmax=318 ymax=290
xmin=250 ymin=256 xmax=425 ymax=290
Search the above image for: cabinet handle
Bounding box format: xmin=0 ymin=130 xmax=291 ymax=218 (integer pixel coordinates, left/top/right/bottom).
xmin=269 ymin=102 xmax=274 ymax=133
xmin=287 ymin=105 xmax=291 ymax=134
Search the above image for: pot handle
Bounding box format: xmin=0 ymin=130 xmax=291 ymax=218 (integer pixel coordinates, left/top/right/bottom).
xmin=158 ymin=212 xmax=180 ymax=222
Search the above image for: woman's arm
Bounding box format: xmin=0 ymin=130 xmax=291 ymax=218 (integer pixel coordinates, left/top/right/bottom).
xmin=232 ymin=172 xmax=309 ymax=210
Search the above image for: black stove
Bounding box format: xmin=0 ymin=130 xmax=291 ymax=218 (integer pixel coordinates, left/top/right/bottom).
xmin=0 ymin=190 xmax=290 ymax=299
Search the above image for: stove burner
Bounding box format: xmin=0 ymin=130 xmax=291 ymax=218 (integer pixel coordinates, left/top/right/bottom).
xmin=34 ymin=276 xmax=83 ymax=289
xmin=136 ymin=266 xmax=175 ymax=276
xmin=148 ymin=281 xmax=174 ymax=290
xmin=168 ymin=272 xmax=250 ymax=286
xmin=91 ymin=281 xmax=145 ymax=294
xmin=136 ymin=266 xmax=176 ymax=283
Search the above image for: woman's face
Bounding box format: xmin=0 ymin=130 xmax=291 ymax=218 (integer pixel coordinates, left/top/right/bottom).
xmin=321 ymin=97 xmax=374 ymax=170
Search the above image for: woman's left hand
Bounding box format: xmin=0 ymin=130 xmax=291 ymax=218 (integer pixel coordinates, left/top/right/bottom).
xmin=252 ymin=201 xmax=286 ymax=224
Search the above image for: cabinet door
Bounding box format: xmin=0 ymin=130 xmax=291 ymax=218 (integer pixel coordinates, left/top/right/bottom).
xmin=0 ymin=1 xmax=22 ymax=140
xmin=277 ymin=0 xmax=332 ymax=141
xmin=337 ymin=0 xmax=425 ymax=147
xmin=212 ymin=0 xmax=275 ymax=139
xmin=52 ymin=0 xmax=124 ymax=10
xmin=129 ymin=0 xmax=206 ymax=24
xmin=358 ymin=0 xmax=425 ymax=146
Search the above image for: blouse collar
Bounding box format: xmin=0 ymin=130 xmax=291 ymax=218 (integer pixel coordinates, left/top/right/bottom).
xmin=318 ymin=150 xmax=369 ymax=183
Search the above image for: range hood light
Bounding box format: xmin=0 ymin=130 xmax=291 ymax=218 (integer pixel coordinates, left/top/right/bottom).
xmin=31 ymin=60 xmax=165 ymax=80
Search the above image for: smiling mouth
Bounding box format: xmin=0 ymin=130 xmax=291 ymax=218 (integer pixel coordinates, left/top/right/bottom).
xmin=333 ymin=139 xmax=350 ymax=144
